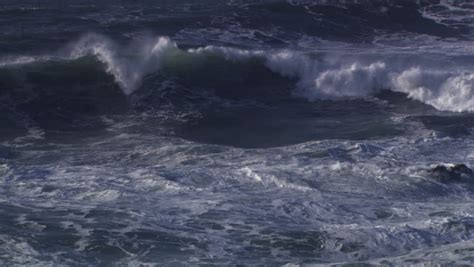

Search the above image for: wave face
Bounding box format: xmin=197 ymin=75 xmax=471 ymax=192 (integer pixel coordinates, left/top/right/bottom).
xmin=3 ymin=1 xmax=474 ymax=266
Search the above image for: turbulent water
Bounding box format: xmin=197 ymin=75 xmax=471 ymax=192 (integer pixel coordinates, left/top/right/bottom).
xmin=3 ymin=0 xmax=474 ymax=265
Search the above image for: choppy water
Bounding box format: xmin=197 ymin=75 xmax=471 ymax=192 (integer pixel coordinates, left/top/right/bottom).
xmin=2 ymin=0 xmax=474 ymax=265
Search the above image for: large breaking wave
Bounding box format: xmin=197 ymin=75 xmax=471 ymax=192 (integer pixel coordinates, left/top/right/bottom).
xmin=2 ymin=33 xmax=474 ymax=112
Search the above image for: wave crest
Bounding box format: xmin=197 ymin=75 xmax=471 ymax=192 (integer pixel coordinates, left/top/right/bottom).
xmin=68 ymin=34 xmax=178 ymax=94
xmin=394 ymin=69 xmax=474 ymax=112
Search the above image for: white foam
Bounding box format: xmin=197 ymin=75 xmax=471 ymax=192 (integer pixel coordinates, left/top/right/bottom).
xmin=265 ymin=50 xmax=317 ymax=79
xmin=241 ymin=166 xmax=312 ymax=191
xmin=263 ymin=51 xmax=474 ymax=112
xmin=306 ymin=62 xmax=387 ymax=99
xmin=0 ymin=56 xmax=41 ymax=67
xmin=188 ymin=45 xmax=264 ymax=61
xmin=393 ymin=69 xmax=474 ymax=112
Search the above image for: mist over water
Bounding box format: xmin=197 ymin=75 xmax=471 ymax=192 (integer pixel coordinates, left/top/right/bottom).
xmin=2 ymin=0 xmax=474 ymax=265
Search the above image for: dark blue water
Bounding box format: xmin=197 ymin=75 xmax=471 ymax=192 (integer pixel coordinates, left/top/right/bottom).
xmin=2 ymin=1 xmax=474 ymax=265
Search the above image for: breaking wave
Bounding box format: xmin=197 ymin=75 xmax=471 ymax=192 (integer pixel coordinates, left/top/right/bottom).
xmin=2 ymin=33 xmax=474 ymax=112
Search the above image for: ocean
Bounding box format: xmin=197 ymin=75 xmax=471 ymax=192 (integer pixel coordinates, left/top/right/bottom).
xmin=1 ymin=0 xmax=474 ymax=265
